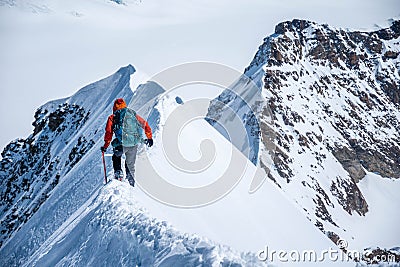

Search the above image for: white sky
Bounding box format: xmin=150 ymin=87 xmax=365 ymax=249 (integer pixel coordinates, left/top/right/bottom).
xmin=0 ymin=0 xmax=399 ymax=152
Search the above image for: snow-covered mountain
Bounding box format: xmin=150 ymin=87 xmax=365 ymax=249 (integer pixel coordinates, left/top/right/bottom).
xmin=1 ymin=18 xmax=400 ymax=266
xmin=207 ymin=19 xmax=400 ymax=263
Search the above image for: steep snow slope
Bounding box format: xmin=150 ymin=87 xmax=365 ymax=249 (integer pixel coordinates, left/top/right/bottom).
xmin=134 ymin=91 xmax=338 ymax=255
xmin=23 ymin=181 xmax=261 ymax=267
xmin=207 ymin=19 xmax=400 ymax=261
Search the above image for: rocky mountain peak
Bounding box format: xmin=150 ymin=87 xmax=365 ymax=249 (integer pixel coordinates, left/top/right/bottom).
xmin=274 ymin=19 xmax=313 ymax=35
xmin=117 ymin=64 xmax=136 ymax=75
xmin=262 ymin=17 xmax=399 ymax=235
xmin=250 ymin=19 xmax=400 ymax=180
xmin=212 ymin=19 xmax=400 ymax=255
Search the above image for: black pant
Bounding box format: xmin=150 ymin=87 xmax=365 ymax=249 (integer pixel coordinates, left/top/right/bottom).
xmin=112 ymin=145 xmax=138 ymax=186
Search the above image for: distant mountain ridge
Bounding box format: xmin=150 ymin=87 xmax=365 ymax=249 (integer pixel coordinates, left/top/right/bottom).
xmin=0 ymin=0 xmax=141 ymax=14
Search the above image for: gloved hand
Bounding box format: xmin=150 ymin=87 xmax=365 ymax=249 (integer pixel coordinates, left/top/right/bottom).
xmin=145 ymin=139 xmax=153 ymax=147
xmin=101 ymin=141 xmax=111 ymax=152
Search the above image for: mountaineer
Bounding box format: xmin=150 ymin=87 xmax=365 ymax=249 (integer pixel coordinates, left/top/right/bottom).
xmin=101 ymin=98 xmax=153 ymax=186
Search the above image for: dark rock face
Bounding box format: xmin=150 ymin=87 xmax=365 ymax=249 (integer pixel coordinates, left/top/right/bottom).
xmin=0 ymin=103 xmax=93 ymax=248
xmin=330 ymin=176 xmax=368 ymax=216
xmin=275 ymin=19 xmax=311 ymax=35
xmin=332 ymin=146 xmax=366 ymax=183
xmin=352 ymin=142 xmax=400 ymax=178
xmin=65 ymin=135 xmax=95 ymax=171
xmin=375 ymin=20 xmax=400 ymax=40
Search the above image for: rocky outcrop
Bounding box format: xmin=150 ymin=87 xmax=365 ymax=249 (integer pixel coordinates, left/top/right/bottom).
xmin=330 ymin=176 xmax=368 ymax=216
xmin=331 ymin=146 xmax=366 ymax=183
xmin=0 ymin=103 xmax=92 ymax=248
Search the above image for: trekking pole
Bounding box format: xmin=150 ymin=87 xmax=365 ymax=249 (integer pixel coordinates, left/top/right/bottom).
xmin=102 ymin=151 xmax=108 ymax=184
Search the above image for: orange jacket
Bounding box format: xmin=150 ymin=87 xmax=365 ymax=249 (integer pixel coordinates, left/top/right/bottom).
xmin=103 ymin=98 xmax=152 ymax=148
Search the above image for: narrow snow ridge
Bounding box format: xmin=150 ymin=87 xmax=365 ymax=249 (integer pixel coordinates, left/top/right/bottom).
xmin=26 ymin=181 xmax=262 ymax=267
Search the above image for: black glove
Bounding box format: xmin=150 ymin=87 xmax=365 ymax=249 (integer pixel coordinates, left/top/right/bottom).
xmin=100 ymin=146 xmax=107 ymax=152
xmin=145 ymin=139 xmax=153 ymax=147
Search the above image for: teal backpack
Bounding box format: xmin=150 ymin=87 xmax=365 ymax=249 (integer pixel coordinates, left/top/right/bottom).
xmin=112 ymin=108 xmax=143 ymax=147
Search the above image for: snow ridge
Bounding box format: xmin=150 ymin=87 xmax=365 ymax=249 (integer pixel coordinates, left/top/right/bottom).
xmin=25 ymin=181 xmax=261 ymax=267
